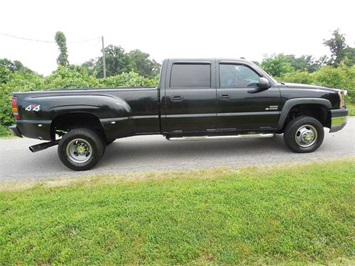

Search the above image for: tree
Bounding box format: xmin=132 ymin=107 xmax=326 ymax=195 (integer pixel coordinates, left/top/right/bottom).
xmin=261 ymin=54 xmax=295 ymax=77
xmin=261 ymin=54 xmax=324 ymax=77
xmin=0 ymin=58 xmax=33 ymax=73
xmin=127 ymin=49 xmax=160 ymax=78
xmin=287 ymin=55 xmax=321 ymax=73
xmin=342 ymin=47 xmax=355 ymax=66
xmin=82 ymin=45 xmax=161 ymax=78
xmin=81 ymin=59 xmax=96 ymax=75
xmin=323 ymin=29 xmax=355 ymax=67
xmin=82 ymin=45 xmax=130 ymax=78
xmin=55 ymin=31 xmax=69 ymax=66
xmin=100 ymin=45 xmax=129 ymax=77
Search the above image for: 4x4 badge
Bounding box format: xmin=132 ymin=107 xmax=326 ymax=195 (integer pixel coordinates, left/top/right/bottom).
xmin=25 ymin=104 xmax=41 ymax=112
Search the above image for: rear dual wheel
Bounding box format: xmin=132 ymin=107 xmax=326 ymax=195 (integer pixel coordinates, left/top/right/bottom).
xmin=58 ymin=128 xmax=105 ymax=171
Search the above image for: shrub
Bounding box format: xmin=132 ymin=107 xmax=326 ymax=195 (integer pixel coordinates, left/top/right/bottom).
xmin=44 ymin=66 xmax=99 ymax=89
xmin=278 ymin=66 xmax=355 ymax=110
xmin=99 ymin=72 xmax=158 ymax=88
xmin=0 ymin=69 xmax=44 ymax=127
xmin=280 ymin=71 xmax=314 ymax=85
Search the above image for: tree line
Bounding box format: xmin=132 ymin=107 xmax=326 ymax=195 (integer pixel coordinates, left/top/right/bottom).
xmin=261 ymin=29 xmax=355 ymax=76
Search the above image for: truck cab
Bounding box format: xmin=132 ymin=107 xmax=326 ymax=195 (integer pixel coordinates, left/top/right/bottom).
xmin=160 ymin=59 xmax=281 ymax=137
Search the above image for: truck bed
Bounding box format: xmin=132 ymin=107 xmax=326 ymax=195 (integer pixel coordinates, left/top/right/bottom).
xmin=13 ymin=87 xmax=161 ymax=140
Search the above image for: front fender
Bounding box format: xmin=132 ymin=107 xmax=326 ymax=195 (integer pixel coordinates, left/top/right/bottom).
xmin=277 ymin=98 xmax=332 ymax=130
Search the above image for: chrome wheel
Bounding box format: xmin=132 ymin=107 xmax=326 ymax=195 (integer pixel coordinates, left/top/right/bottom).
xmin=294 ymin=124 xmax=318 ymax=148
xmin=66 ymin=138 xmax=93 ymax=164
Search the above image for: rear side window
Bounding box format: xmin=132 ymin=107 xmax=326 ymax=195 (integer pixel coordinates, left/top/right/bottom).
xmin=170 ymin=64 xmax=211 ymax=88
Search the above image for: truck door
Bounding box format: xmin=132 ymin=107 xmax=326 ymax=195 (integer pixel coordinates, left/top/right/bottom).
xmin=162 ymin=61 xmax=217 ymax=135
xmin=217 ymin=63 xmax=280 ymax=131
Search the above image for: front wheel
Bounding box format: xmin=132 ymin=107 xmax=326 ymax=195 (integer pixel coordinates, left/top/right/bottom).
xmin=58 ymin=128 xmax=105 ymax=171
xmin=283 ymin=116 xmax=324 ymax=153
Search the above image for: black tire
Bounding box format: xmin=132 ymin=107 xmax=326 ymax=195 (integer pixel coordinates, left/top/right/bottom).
xmin=283 ymin=116 xmax=324 ymax=153
xmin=58 ymin=128 xmax=105 ymax=171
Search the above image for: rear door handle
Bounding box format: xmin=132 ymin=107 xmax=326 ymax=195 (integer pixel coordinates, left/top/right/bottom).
xmin=170 ymin=95 xmax=184 ymax=102
xmin=219 ymin=94 xmax=231 ymax=100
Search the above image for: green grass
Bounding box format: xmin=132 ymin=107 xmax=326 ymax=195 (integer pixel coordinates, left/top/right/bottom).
xmin=0 ymin=159 xmax=354 ymax=265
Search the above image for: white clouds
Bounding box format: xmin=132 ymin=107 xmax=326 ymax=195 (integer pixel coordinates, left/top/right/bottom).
xmin=1 ymin=0 xmax=354 ymax=75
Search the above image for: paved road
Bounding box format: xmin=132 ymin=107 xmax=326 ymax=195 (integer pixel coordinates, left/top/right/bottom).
xmin=1 ymin=118 xmax=354 ymax=183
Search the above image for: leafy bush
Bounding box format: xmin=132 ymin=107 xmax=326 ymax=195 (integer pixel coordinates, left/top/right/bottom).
xmin=45 ymin=66 xmax=99 ymax=89
xmin=99 ymin=72 xmax=158 ymax=88
xmin=313 ymin=66 xmax=355 ymax=107
xmin=314 ymin=66 xmax=355 ymax=97
xmin=0 ymin=125 xmax=11 ymax=137
xmin=0 ymin=68 xmax=44 ymax=128
xmin=279 ymin=71 xmax=314 ymax=85
xmin=279 ymin=65 xmax=355 ymax=111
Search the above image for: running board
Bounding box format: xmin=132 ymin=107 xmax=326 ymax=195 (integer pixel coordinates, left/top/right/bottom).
xmin=166 ymin=134 xmax=275 ymax=141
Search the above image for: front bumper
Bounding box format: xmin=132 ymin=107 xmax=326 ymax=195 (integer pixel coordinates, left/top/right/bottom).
xmin=329 ymin=108 xmax=348 ymax=133
xmin=8 ymin=125 xmax=23 ymax=138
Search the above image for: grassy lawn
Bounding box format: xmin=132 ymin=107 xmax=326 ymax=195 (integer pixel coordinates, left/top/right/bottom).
xmin=0 ymin=159 xmax=354 ymax=265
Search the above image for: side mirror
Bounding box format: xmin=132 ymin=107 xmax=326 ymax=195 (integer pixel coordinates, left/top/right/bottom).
xmin=258 ymin=77 xmax=271 ymax=90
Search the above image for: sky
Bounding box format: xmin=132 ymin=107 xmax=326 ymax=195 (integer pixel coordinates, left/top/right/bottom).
xmin=1 ymin=0 xmax=354 ymax=76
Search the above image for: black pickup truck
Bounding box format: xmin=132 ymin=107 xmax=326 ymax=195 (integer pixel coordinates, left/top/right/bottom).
xmin=9 ymin=58 xmax=348 ymax=170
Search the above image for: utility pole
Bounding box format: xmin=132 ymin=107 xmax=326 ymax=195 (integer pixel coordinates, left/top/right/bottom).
xmin=101 ymin=36 xmax=106 ymax=79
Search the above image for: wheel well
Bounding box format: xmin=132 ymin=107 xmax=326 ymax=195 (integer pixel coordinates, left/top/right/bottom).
xmin=284 ymin=104 xmax=330 ymax=130
xmin=51 ymin=113 xmax=104 ymax=139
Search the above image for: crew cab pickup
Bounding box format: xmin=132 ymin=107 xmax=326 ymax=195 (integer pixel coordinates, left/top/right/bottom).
xmin=9 ymin=58 xmax=348 ymax=170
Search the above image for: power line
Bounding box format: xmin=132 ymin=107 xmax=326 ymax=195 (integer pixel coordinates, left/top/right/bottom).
xmin=0 ymin=32 xmax=101 ymax=44
xmin=0 ymin=33 xmax=54 ymax=43
xmin=69 ymin=37 xmax=101 ymax=44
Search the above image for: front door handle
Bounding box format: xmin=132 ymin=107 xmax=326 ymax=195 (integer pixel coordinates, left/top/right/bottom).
xmin=170 ymin=95 xmax=184 ymax=102
xmin=219 ymin=94 xmax=231 ymax=100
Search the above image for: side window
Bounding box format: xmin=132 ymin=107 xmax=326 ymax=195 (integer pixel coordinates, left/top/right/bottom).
xmin=220 ymin=64 xmax=260 ymax=88
xmin=170 ymin=64 xmax=211 ymax=88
